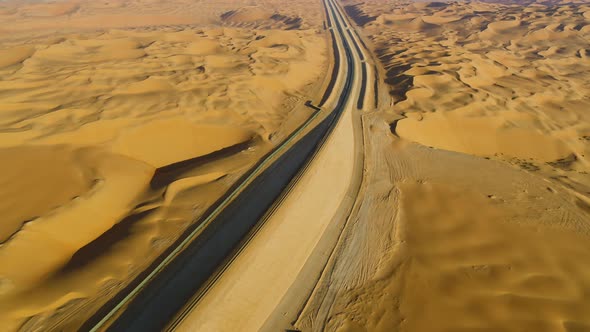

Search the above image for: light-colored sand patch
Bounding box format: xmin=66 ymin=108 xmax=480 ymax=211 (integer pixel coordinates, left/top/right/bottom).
xmin=396 ymin=111 xmax=571 ymax=161
xmin=405 ymin=17 xmax=439 ymax=31
xmin=222 ymin=7 xmax=274 ymax=23
xmin=377 ymin=13 xmax=419 ymax=22
xmin=32 ymin=41 xmax=89 ymax=63
xmin=0 ymin=101 xmax=61 ymax=126
xmin=0 ymin=45 xmax=35 ymax=68
xmin=204 ymin=54 xmax=242 ymax=68
xmin=421 ymin=14 xmax=462 ymax=24
xmin=0 ymin=0 xmax=323 ymax=38
xmin=18 ymin=1 xmax=79 ymax=17
xmin=487 ymin=19 xmax=522 ymax=32
xmin=0 ymin=147 xmax=153 ymax=292
xmin=111 ymin=117 xmax=254 ymax=168
xmin=95 ymin=39 xmax=146 ymax=61
xmin=0 ymin=146 xmax=94 ymax=243
xmin=387 ymin=182 xmax=590 ymax=332
xmin=32 ymin=37 xmax=146 ymax=64
xmin=116 ymin=77 xmax=175 ymax=95
xmin=184 ymin=38 xmax=221 ymax=55
xmin=163 ymin=172 xmax=226 ymax=204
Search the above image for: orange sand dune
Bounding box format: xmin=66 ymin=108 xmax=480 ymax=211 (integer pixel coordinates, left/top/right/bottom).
xmin=0 ymin=0 xmax=327 ymax=328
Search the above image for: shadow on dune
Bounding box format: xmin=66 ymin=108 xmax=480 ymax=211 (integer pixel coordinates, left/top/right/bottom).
xmin=150 ymin=141 xmax=252 ymax=189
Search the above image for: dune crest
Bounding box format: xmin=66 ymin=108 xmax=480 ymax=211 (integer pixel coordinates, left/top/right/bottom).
xmin=111 ymin=118 xmax=255 ymax=168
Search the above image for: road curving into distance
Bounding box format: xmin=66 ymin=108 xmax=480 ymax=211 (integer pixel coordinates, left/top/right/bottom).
xmin=169 ymin=0 xmax=373 ymax=330
xmin=83 ymin=0 xmax=372 ymax=330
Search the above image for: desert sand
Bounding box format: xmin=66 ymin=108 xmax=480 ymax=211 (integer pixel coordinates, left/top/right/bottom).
xmin=0 ymin=0 xmax=328 ymax=329
xmin=3 ymin=0 xmax=590 ymax=330
xmin=287 ymin=0 xmax=590 ymax=331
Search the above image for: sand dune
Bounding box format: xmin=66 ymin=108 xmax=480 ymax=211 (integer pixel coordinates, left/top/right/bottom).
xmin=0 ymin=0 xmax=327 ymax=329
xmin=221 ymin=7 xmax=275 ymax=23
xmin=111 ymin=118 xmax=255 ymax=168
xmin=0 ymin=0 xmax=324 ymax=39
xmin=350 ymin=0 xmax=590 ymax=179
xmin=0 ymin=146 xmax=94 ymax=244
xmin=396 ymin=111 xmax=570 ymax=161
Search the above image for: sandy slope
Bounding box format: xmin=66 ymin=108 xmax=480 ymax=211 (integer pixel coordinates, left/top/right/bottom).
xmin=297 ymin=118 xmax=590 ymax=332
xmin=0 ymin=0 xmax=327 ymax=329
xmin=289 ymin=0 xmax=590 ymax=331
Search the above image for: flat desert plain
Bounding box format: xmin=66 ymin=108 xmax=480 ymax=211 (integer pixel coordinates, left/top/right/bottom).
xmin=0 ymin=0 xmax=327 ymax=330
xmin=291 ymin=0 xmax=590 ymax=331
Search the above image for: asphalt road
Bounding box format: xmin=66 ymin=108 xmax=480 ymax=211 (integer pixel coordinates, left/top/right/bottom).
xmin=82 ymin=0 xmax=369 ymax=330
